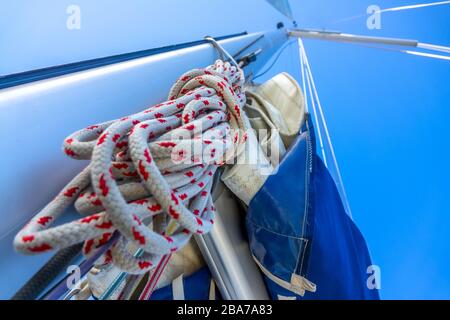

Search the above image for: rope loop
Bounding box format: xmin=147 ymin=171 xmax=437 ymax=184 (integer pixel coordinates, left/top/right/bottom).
xmin=14 ymin=60 xmax=247 ymax=274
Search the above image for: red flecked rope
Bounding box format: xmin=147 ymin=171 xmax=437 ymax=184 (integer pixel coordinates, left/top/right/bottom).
xmin=14 ymin=60 xmax=247 ymax=275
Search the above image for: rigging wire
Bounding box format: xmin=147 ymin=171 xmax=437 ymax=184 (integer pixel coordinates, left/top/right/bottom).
xmin=298 ymin=39 xmax=353 ymax=218
xmin=253 ymin=39 xmax=297 ymax=80
xmin=378 ymin=1 xmax=450 ymax=13
xmin=417 ymin=42 xmax=450 ymax=54
xmin=289 ymin=29 xmax=450 ymax=59
xmin=299 ymin=39 xmax=328 ymax=167
xmin=405 ymin=50 xmax=450 ymax=61
xmin=334 ymin=1 xmax=450 ymax=24
xmin=299 ymin=39 xmax=309 ymax=114
xmin=333 ymin=40 xmax=450 ymax=61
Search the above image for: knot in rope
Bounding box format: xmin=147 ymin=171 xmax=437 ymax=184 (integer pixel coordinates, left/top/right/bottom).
xmin=14 ymin=60 xmax=247 ymax=274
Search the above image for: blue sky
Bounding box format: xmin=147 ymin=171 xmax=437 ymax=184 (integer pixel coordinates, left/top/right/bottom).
xmin=280 ymin=1 xmax=450 ymax=299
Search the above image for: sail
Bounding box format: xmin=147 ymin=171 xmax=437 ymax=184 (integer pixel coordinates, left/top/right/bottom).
xmin=265 ymin=0 xmax=294 ymax=20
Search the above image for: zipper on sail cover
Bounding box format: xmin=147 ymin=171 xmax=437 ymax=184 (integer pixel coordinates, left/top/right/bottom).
xmin=293 ymin=115 xmax=315 ymax=290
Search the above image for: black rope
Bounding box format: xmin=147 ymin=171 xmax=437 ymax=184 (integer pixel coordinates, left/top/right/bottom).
xmin=11 ymin=243 xmax=83 ymax=300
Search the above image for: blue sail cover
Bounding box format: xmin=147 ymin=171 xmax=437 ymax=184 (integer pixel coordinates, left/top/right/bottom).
xmin=151 ymin=267 xmax=218 ymax=300
xmin=247 ymin=117 xmax=379 ymax=299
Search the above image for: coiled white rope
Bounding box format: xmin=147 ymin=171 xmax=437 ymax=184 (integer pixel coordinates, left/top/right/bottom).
xmin=14 ymin=60 xmax=247 ymax=274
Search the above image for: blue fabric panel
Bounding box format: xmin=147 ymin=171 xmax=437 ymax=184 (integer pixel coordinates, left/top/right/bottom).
xmin=151 ymin=267 xmax=218 ymax=300
xmin=246 ymin=129 xmax=312 ymax=281
xmin=247 ymin=117 xmax=379 ymax=299
xmin=301 ymin=156 xmax=380 ymax=300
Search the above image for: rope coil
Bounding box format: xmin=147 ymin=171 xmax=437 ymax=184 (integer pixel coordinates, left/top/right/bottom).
xmin=14 ymin=60 xmax=247 ymax=274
